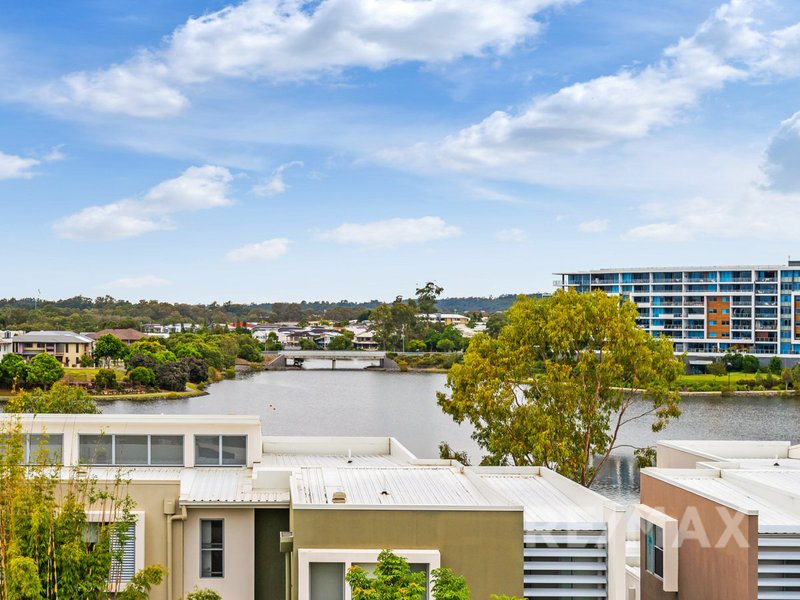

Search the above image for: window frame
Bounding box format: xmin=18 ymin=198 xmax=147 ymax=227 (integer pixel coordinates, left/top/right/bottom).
xmin=298 ymin=549 xmax=440 ymax=600
xmin=200 ymin=518 xmax=225 ymax=579
xmin=78 ymin=434 xmax=185 ymax=466
xmin=193 ymin=434 xmax=248 ymax=467
xmin=84 ymin=511 xmax=145 ymax=589
xmin=25 ymin=433 xmax=64 ymax=464
xmin=645 ymin=521 xmax=665 ymax=580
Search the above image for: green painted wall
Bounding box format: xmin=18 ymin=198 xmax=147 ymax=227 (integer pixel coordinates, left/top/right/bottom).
xmin=255 ymin=508 xmax=290 ymax=600
xmin=290 ymin=508 xmax=523 ymax=599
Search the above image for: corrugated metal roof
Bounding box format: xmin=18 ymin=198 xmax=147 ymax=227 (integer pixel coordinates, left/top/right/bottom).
xmin=475 ymin=473 xmax=595 ymax=525
xmin=672 ymin=476 xmax=800 ymax=531
xmin=14 ymin=331 xmax=94 ymax=344
xmin=180 ymin=468 xmax=289 ymax=504
xmin=263 ymin=453 xmax=406 ymax=467
xmin=295 ymin=466 xmax=497 ymax=507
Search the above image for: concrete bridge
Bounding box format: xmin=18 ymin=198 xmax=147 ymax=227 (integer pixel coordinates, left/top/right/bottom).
xmin=267 ymin=350 xmax=397 ymax=370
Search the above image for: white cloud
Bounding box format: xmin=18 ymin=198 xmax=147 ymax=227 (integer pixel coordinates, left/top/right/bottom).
xmin=46 ymin=0 xmax=575 ymax=117
xmin=496 ymin=228 xmax=527 ymax=242
xmin=253 ymin=161 xmax=303 ymax=197
xmin=226 ymin=238 xmax=292 ymax=262
xmin=0 ymin=151 xmax=39 ymax=180
xmin=390 ymin=0 xmax=800 ymax=170
xmin=54 ymin=165 xmax=234 ymax=241
xmin=318 ymin=216 xmax=460 ymax=248
xmin=578 ymin=218 xmax=609 ymax=233
xmin=102 ymin=275 xmax=173 ymax=289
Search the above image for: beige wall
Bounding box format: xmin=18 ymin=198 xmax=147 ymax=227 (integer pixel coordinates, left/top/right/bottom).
xmin=183 ymin=507 xmax=255 ymax=600
xmin=290 ymin=508 xmax=523 ymax=600
xmin=640 ymin=474 xmax=758 ymax=600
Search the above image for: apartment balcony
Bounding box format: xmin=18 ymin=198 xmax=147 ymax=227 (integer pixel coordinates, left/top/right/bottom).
xmin=756 ymin=277 xmax=778 ymax=283
xmin=732 ymin=277 xmax=752 ymax=282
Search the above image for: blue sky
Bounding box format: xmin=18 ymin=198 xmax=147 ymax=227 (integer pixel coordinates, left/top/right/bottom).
xmin=3 ymin=0 xmax=800 ymax=303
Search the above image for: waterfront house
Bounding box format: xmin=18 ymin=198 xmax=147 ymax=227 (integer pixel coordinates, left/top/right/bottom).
xmin=11 ymin=330 xmax=94 ymax=367
xmin=85 ymin=328 xmax=146 ymax=345
xmin=0 ymin=329 xmax=22 ymax=359
xmin=424 ymin=313 xmax=471 ymax=327
xmin=8 ymin=413 xmax=627 ymax=600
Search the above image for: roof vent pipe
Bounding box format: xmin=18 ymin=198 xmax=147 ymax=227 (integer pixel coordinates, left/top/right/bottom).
xmin=332 ymin=491 xmax=347 ymax=503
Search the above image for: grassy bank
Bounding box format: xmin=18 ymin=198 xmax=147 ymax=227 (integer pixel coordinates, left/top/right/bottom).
xmin=678 ymin=371 xmax=793 ymax=393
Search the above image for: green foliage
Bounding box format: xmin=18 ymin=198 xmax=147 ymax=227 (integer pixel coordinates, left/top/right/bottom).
xmin=155 ymin=361 xmax=189 ymax=392
xmin=742 ymin=354 xmax=760 ymax=373
xmin=128 ymin=366 xmax=157 ymax=387
xmin=25 ymin=354 xmax=64 ymax=390
xmin=5 ymin=384 xmax=99 ymax=414
xmin=128 ymin=340 xmax=176 ymax=366
xmin=415 ymin=282 xmax=444 ymax=316
xmin=117 ymin=564 xmax=167 ymax=600
xmin=184 ymin=588 xmax=223 ymax=600
xmin=0 ymin=354 xmax=27 ymax=389
xmin=706 ymin=361 xmax=727 ymax=377
xmin=263 ymin=332 xmax=282 ymax=351
xmin=485 ymin=312 xmax=508 ymax=338
xmin=430 ymin=568 xmax=469 ymax=600
xmin=79 ymin=353 xmax=95 ymax=368
xmin=769 ymin=356 xmax=783 ymax=375
xmin=346 ymin=550 xmax=427 ymax=600
xmin=438 ymin=442 xmax=471 ymax=466
xmin=435 ymin=339 xmax=455 ymax=352
xmin=371 ymin=298 xmax=420 ymax=351
xmin=490 ymin=596 xmax=524 ymax=600
xmin=634 ymin=446 xmax=657 ymax=469
xmin=438 ymin=290 xmax=683 ymax=486
xmin=128 ymin=352 xmax=158 ymax=372
xmin=236 ymin=334 xmax=263 ymax=362
xmin=328 ymin=330 xmax=355 ymax=351
xmin=180 ymin=357 xmax=210 ymax=384
xmin=406 ymin=339 xmax=426 ymax=352
xmin=426 ymin=326 xmax=466 ymax=352
xmin=94 ymin=368 xmax=118 ymax=390
xmin=0 ymin=417 xmax=138 ymax=599
xmin=298 ymin=337 xmax=318 ymax=350
xmin=93 ymin=334 xmax=130 ymax=368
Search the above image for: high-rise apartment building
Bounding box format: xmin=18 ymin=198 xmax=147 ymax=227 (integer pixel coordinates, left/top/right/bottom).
xmin=556 ymin=262 xmax=800 ymax=358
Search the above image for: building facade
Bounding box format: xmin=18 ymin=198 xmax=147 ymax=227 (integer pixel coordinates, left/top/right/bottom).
xmin=556 ymin=262 xmax=800 ymax=358
xmin=7 ymin=414 xmax=627 ymax=600
xmin=11 ymin=330 xmax=95 ymax=366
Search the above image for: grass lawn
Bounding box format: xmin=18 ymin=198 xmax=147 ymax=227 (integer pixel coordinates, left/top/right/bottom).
xmin=61 ymin=367 xmax=125 ymax=382
xmin=677 ymin=371 xmax=759 ymax=384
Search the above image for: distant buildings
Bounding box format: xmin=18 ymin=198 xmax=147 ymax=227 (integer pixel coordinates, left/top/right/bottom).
xmin=11 ymin=331 xmax=94 ymax=367
xmin=557 ymin=261 xmax=800 ymax=359
xmin=85 ymin=328 xmax=146 ymax=345
xmin=0 ymin=330 xmax=22 ymax=359
xmin=425 ymin=312 xmax=471 ymax=326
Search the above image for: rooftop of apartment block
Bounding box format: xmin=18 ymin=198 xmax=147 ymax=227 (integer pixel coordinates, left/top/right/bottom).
xmin=555 ymin=261 xmax=800 ymax=276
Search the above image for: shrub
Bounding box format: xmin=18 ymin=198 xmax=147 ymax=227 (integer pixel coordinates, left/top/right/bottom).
xmin=26 ymin=353 xmax=65 ymax=389
xmin=397 ymin=359 xmax=409 ymax=372
xmin=94 ymin=369 xmax=118 ymax=390
xmin=155 ymin=361 xmax=189 ymax=392
xmin=128 ymin=352 xmax=158 ymax=372
xmin=128 ymin=366 xmax=156 ymax=387
xmin=185 ymin=588 xmax=222 ymax=600
xmin=180 ymin=357 xmax=210 ymax=384
xmin=79 ymin=353 xmax=95 ymax=368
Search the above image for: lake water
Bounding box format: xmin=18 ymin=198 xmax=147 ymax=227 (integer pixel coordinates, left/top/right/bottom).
xmin=101 ymin=370 xmax=800 ymax=504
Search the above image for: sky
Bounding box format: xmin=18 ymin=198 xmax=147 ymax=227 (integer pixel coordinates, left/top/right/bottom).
xmin=3 ymin=0 xmax=800 ymax=303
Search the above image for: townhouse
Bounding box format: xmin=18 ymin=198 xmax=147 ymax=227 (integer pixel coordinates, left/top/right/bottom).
xmin=11 ymin=330 xmax=94 ymax=367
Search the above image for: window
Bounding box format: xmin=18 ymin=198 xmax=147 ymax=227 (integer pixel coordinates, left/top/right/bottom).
xmin=200 ymin=519 xmax=224 ymax=578
xmin=79 ymin=434 xmax=184 ymax=466
xmin=25 ymin=433 xmax=63 ymax=464
xmin=310 ymin=563 xmax=344 ymax=600
xmin=645 ymin=522 xmax=664 ymax=579
xmin=85 ymin=518 xmax=139 ymax=586
xmin=194 ymin=435 xmax=247 ymax=466
xmin=709 ymin=320 xmax=717 ymax=326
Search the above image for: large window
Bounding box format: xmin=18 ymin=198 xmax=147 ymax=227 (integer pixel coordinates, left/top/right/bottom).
xmin=645 ymin=522 xmax=664 ymax=579
xmin=200 ymin=519 xmax=224 ymax=578
xmin=194 ymin=435 xmax=247 ymax=466
xmin=25 ymin=433 xmax=63 ymax=464
xmin=79 ymin=434 xmax=184 ymax=466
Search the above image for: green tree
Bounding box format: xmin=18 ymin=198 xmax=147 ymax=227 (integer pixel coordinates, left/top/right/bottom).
xmin=94 ymin=368 xmax=118 ymax=390
xmin=93 ymin=334 xmax=130 ymax=368
xmin=298 ymin=337 xmax=318 ymax=350
xmin=706 ymin=361 xmax=727 ymax=377
xmin=117 ymin=564 xmax=167 ymax=600
xmin=769 ymin=356 xmax=783 ymax=375
xmin=25 ymin=354 xmax=64 ymax=390
xmin=79 ymin=353 xmax=95 ymax=368
xmin=415 ymin=282 xmax=444 ymax=317
xmin=0 ymin=354 xmax=28 ymax=390
xmin=236 ymin=334 xmax=263 ymax=362
xmin=722 ymin=352 xmax=743 ymax=372
xmin=155 ymin=361 xmax=189 ymax=391
xmin=5 ymin=384 xmax=99 ymax=414
xmin=184 ymin=589 xmax=223 ymax=600
xmin=407 ymin=339 xmax=426 ymax=352
xmin=436 ymin=339 xmax=455 ymax=352
xmin=742 ymin=354 xmax=760 ymax=374
xmin=437 ymin=290 xmax=683 ymax=486
xmin=346 ymin=549 xmax=427 ymax=600
xmin=328 ymin=331 xmax=354 ymax=351
xmin=782 ymin=368 xmax=794 ymax=390
xmin=128 ymin=366 xmax=156 ymax=387
xmin=430 ymin=568 xmax=470 ymax=600
xmin=485 ymin=312 xmax=507 ymax=338
xmin=264 ymin=332 xmax=282 ymax=351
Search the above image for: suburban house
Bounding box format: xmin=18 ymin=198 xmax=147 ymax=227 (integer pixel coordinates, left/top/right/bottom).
xmin=346 ymin=326 xmax=379 ymax=350
xmin=0 ymin=329 xmax=22 ymax=359
xmin=630 ymin=439 xmax=800 ymax=600
xmin=9 ymin=414 xmax=627 ymax=600
xmin=424 ymin=313 xmax=471 ymax=327
xmin=85 ymin=328 xmax=146 ymax=345
xmin=11 ymin=330 xmax=94 ymax=367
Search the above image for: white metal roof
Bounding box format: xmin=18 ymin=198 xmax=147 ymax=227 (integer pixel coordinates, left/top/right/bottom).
xmin=263 ymin=453 xmax=408 ymax=467
xmin=475 ymin=472 xmax=596 ymax=526
xmin=292 ymin=466 xmax=504 ymax=508
xmin=180 ymin=468 xmax=289 ymax=504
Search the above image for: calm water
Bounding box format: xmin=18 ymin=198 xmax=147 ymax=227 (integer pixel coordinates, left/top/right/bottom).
xmin=101 ymin=371 xmax=800 ymax=504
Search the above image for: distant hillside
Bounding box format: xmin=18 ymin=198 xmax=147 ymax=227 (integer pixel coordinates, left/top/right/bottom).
xmin=437 ymin=294 xmax=546 ymax=314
